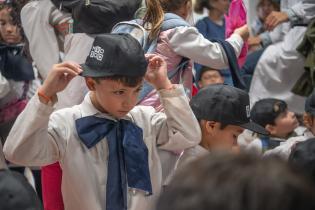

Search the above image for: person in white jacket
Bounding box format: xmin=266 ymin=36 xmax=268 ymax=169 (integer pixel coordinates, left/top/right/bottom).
xmin=249 ymin=0 xmax=315 ymax=114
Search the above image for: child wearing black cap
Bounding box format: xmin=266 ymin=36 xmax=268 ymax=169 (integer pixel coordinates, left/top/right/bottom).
xmin=261 ymin=91 xmax=315 ymax=159
xmin=3 ymin=34 xmax=201 ymax=210
xmin=177 ymin=84 xmax=267 ymax=167
xmin=246 ymin=98 xmax=300 ymax=155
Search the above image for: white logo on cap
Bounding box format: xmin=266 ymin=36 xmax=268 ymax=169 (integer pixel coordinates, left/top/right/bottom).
xmin=246 ymin=105 xmax=250 ymax=118
xmin=90 ymin=46 xmax=104 ymax=61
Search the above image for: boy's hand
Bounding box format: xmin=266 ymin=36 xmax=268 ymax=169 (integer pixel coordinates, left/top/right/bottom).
xmin=145 ymin=54 xmax=173 ymax=90
xmin=265 ymin=11 xmax=289 ymax=31
xmin=233 ymin=25 xmax=249 ymax=41
xmin=248 ymin=36 xmax=261 ymax=46
xmin=39 ymin=61 xmax=82 ymax=99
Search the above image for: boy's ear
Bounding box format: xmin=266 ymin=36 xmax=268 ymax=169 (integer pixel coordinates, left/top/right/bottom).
xmin=265 ymin=124 xmax=276 ymax=135
xmin=204 ymin=121 xmax=218 ymax=134
xmin=303 ymin=113 xmax=313 ymax=129
xmin=85 ymin=77 xmax=96 ymax=91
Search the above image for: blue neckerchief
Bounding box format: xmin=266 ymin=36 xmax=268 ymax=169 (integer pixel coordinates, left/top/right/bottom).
xmin=260 ymin=135 xmax=282 ymax=153
xmin=210 ymin=39 xmax=246 ymax=90
xmin=0 ymin=44 xmax=35 ymax=81
xmin=75 ymin=116 xmax=153 ymax=210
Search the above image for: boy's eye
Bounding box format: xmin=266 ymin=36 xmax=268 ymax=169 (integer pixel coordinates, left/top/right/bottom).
xmin=113 ymin=90 xmax=125 ymax=95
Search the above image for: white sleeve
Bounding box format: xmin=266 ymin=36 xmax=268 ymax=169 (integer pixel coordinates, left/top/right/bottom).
xmin=246 ymin=138 xmax=263 ymax=155
xmin=0 ymin=73 xmax=10 ymax=98
xmin=21 ymin=0 xmax=61 ymax=79
xmin=3 ymin=94 xmax=67 ymax=166
xmin=285 ymin=0 xmax=315 ymax=24
xmin=168 ymin=26 xmax=244 ymax=69
xmin=151 ymin=85 xmax=201 ymax=152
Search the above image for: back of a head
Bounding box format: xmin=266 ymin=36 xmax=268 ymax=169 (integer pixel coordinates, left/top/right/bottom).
xmin=289 ymin=138 xmax=315 ymax=183
xmin=0 ymin=170 xmax=43 ymax=210
xmin=157 ymin=153 xmax=315 ymax=210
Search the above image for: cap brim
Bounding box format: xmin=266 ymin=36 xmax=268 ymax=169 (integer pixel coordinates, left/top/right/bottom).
xmin=79 ymin=63 xmax=113 ymax=77
xmin=239 ymin=121 xmax=269 ymax=135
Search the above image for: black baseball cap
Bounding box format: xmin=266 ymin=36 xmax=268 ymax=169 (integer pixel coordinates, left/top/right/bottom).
xmin=80 ymin=34 xmax=148 ymax=77
xmin=251 ymin=98 xmax=287 ymax=128
xmin=190 ymin=84 xmax=268 ymax=135
xmin=305 ymin=89 xmax=315 ymax=116
xmin=0 ymin=169 xmax=43 ymax=210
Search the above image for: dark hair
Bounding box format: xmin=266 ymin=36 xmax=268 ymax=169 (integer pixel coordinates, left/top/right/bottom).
xmin=93 ymin=75 xmax=143 ymax=87
xmin=289 ymin=138 xmax=315 ymax=184
xmin=256 ymin=0 xmax=280 ymax=11
xmin=157 ymin=153 xmax=315 ymax=210
xmin=198 ymin=66 xmax=221 ymax=81
xmin=143 ymin=0 xmax=191 ymax=39
xmin=194 ymin=0 xmax=212 ymax=14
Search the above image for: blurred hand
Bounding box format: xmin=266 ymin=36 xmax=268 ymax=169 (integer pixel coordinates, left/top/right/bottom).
xmin=265 ymin=11 xmax=289 ymax=31
xmin=234 ymin=25 xmax=250 ymax=41
xmin=145 ymin=54 xmax=172 ymax=90
xmin=248 ymin=36 xmax=262 ymax=46
xmin=39 ymin=61 xmax=82 ymax=99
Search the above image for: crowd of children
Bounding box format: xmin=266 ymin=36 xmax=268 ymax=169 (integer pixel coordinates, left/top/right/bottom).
xmin=1 ymin=0 xmax=315 ymax=210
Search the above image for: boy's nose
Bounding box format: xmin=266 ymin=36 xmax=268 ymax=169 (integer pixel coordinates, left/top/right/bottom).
xmin=5 ymin=25 xmax=14 ymax=33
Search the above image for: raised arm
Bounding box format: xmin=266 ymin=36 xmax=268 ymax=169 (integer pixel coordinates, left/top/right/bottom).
xmin=167 ymin=25 xmax=248 ymax=69
xmin=145 ymin=55 xmax=201 ymax=151
xmin=3 ymin=62 xmax=82 ymax=166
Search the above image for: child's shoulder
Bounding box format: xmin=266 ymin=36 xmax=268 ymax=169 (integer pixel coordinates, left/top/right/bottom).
xmin=128 ymin=105 xmax=159 ymax=121
xmin=50 ymin=104 xmax=82 ymax=123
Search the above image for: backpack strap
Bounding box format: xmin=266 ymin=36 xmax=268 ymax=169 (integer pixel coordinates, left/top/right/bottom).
xmin=161 ymin=13 xmax=190 ymax=31
xmin=112 ymin=13 xmax=191 ymax=103
xmin=138 ymin=13 xmax=190 ymax=103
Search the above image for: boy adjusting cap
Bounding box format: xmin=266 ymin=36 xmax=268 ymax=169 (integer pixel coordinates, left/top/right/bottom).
xmin=190 ymin=84 xmax=268 ymax=135
xmin=81 ymin=33 xmax=148 ymax=77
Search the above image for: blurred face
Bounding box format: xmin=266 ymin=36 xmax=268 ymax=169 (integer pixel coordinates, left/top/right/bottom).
xmin=198 ymin=70 xmax=224 ymax=89
xmin=268 ymin=109 xmax=299 ymax=138
xmin=303 ymin=113 xmax=315 ymax=135
xmin=257 ymin=0 xmax=277 ymax=21
xmin=87 ymin=78 xmax=143 ymax=119
xmin=0 ymin=8 xmax=22 ymax=44
xmin=210 ymin=0 xmax=230 ymax=14
xmin=201 ymin=121 xmax=244 ymax=151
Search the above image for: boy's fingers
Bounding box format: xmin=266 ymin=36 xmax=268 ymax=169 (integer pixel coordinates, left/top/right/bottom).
xmin=55 ymin=62 xmax=82 ymax=74
xmin=55 ymin=66 xmax=80 ymax=77
xmin=145 ymin=54 xmax=156 ymax=60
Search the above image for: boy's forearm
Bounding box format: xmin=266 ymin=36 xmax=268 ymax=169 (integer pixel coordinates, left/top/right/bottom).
xmin=3 ymin=94 xmax=61 ymax=166
xmin=156 ymin=85 xmax=201 ymax=151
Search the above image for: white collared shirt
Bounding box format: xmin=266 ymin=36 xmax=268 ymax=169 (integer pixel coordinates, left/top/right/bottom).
xmin=4 ymin=85 xmax=201 ymax=210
